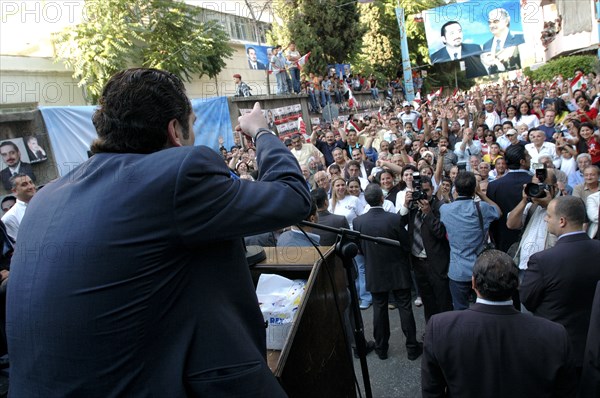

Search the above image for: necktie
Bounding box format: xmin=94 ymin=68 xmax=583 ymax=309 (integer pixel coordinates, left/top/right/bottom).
xmin=453 ymin=52 xmax=458 ymax=60
xmin=495 ymin=39 xmax=501 ymax=54
xmin=412 ymin=211 xmax=425 ymax=257
xmin=11 ymin=172 xmax=16 ymax=177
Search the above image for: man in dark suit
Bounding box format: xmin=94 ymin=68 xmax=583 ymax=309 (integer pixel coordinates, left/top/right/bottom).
xmin=486 ymin=144 xmax=532 ymax=252
xmin=6 ymin=68 xmax=311 ymax=397
xmin=521 ymin=196 xmax=600 ymax=373
xmin=353 ymin=183 xmax=421 ymax=361
xmin=247 ymin=47 xmax=266 ymax=70
xmin=402 ymin=176 xmax=452 ymax=323
xmin=482 ymin=8 xmax=525 ymax=52
xmin=311 ymin=188 xmax=349 ymax=246
xmin=430 ymin=21 xmax=483 ymax=63
xmin=0 ymin=141 xmax=36 ymax=190
xmin=422 ymin=250 xmax=577 ymax=398
xmin=579 ymin=281 xmax=600 ymax=398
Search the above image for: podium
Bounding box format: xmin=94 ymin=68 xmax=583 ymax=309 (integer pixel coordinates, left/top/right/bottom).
xmin=251 ymin=246 xmax=356 ymax=398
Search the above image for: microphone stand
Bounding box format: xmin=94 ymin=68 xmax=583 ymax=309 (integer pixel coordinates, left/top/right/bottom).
xmin=298 ymin=221 xmax=401 ymax=398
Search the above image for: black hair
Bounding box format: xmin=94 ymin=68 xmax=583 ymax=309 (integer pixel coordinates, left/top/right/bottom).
xmin=91 ymin=68 xmax=191 ymax=154
xmin=364 ymin=183 xmax=383 ymax=206
xmin=504 ymin=144 xmax=527 ymax=170
xmin=454 ymin=171 xmax=476 ymax=197
xmin=440 ymin=21 xmax=460 ymax=38
xmin=311 ymin=188 xmax=328 ymax=209
xmin=473 ymin=250 xmax=519 ymax=301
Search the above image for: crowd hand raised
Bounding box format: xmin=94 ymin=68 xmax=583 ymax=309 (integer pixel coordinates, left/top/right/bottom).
xmin=237 ymin=102 xmax=268 ymax=139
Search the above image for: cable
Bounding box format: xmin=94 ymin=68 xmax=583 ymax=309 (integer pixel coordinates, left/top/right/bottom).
xmin=294 ymin=224 xmax=364 ymax=398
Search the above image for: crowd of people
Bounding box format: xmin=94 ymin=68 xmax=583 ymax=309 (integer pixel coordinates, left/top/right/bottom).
xmin=232 ymin=66 xmax=600 ymax=396
xmin=2 ymin=61 xmax=600 ymax=396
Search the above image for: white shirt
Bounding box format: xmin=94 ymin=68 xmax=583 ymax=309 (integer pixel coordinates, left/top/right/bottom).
xmin=1 ymin=199 xmax=27 ymax=240
xmin=328 ymin=195 xmax=361 ymax=229
xmin=363 ymin=199 xmax=396 ymax=215
xmin=485 ymin=111 xmax=501 ymax=130
xmin=510 ymin=203 xmax=550 ymax=270
xmin=525 ymin=142 xmax=559 ymax=168
xmin=512 ymin=114 xmax=540 ymax=130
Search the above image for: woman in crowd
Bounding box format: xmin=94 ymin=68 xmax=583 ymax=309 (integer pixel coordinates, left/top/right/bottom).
xmin=579 ymin=122 xmax=600 ymax=166
xmin=395 ymin=164 xmax=418 ymax=217
xmin=503 ymin=105 xmax=518 ymax=124
xmin=531 ymin=97 xmax=544 ymax=120
xmin=375 ymin=169 xmax=400 ymax=204
xmin=571 ymin=94 xmax=599 ymax=125
xmin=514 ymin=101 xmax=540 ymax=129
xmin=328 ymin=176 xmax=361 ymax=229
xmin=347 ymin=176 xmax=366 ymax=214
xmin=480 ymin=130 xmax=496 ymax=157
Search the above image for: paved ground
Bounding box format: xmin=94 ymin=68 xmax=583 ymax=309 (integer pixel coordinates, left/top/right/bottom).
xmin=352 ymin=300 xmax=426 ymax=398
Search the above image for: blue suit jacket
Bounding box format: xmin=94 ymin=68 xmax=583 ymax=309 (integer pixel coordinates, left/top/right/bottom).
xmin=483 ymin=31 xmax=525 ymax=52
xmin=430 ymin=43 xmax=482 ymax=63
xmin=7 ymin=134 xmax=310 ymax=397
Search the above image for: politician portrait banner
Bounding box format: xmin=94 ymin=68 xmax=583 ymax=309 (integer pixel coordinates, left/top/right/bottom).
xmin=244 ymin=44 xmax=272 ymax=70
xmin=423 ymin=0 xmax=525 ymax=78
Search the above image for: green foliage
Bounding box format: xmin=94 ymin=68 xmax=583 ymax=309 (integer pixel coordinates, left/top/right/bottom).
xmin=523 ymin=55 xmax=599 ymax=82
xmin=269 ymin=0 xmax=364 ymax=74
xmin=53 ymin=0 xmax=233 ymax=103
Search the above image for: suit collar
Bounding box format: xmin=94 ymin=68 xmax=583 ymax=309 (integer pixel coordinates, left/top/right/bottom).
xmin=318 ymin=210 xmax=332 ymax=216
xmin=468 ymin=302 xmax=519 ymax=315
xmin=556 ymin=231 xmax=590 ymax=245
xmin=368 ymin=207 xmax=386 ymax=214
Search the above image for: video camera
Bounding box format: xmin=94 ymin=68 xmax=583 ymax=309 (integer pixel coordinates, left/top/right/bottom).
xmin=411 ymin=172 xmax=428 ymax=202
xmin=524 ymin=163 xmax=548 ymax=199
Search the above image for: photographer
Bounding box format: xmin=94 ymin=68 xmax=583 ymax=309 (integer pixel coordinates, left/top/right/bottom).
xmin=506 ymin=166 xmax=559 ymax=281
xmin=402 ymin=176 xmax=452 ymax=323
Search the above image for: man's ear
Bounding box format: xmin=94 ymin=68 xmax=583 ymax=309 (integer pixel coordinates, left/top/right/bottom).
xmin=167 ymin=119 xmax=182 ymax=147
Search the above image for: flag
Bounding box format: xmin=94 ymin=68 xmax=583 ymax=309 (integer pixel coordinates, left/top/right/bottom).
xmin=343 ymin=80 xmax=357 ymax=109
xmin=297 ymin=52 xmax=311 ymax=69
xmin=346 ymin=119 xmax=360 ymax=133
xmin=452 ymin=88 xmax=459 ymax=99
xmin=298 ymin=116 xmax=306 ymax=138
xmin=570 ymin=72 xmax=585 ymax=91
xmin=426 ymin=87 xmax=443 ymax=103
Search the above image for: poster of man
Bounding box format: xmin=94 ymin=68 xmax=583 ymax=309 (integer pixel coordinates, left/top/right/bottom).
xmin=24 ymin=135 xmax=48 ymax=164
xmin=423 ymin=0 xmax=525 ymax=78
xmin=0 ymin=138 xmax=36 ymax=191
xmin=245 ymin=45 xmax=269 ymax=70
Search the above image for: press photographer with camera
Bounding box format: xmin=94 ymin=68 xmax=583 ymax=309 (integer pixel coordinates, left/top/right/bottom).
xmin=506 ymin=163 xmax=559 ymax=282
xmin=402 ymin=175 xmax=453 ymax=323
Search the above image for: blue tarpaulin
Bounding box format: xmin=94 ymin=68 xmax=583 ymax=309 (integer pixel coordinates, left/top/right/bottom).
xmin=40 ymin=96 xmax=233 ymax=177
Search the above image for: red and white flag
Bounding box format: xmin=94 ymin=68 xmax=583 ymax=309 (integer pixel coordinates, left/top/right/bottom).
xmin=297 ymin=52 xmax=311 ymax=69
xmin=426 ymin=87 xmax=443 ymax=103
xmin=570 ymin=72 xmax=585 ymax=91
xmin=298 ymin=116 xmax=306 ymax=137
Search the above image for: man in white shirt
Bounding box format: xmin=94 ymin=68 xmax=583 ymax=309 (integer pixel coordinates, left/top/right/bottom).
xmin=1 ymin=173 xmax=36 ymax=241
xmin=525 ymin=129 xmax=559 ymax=169
xmin=454 ymin=128 xmax=481 ymax=171
xmin=398 ymin=102 xmax=420 ymax=127
xmin=483 ymin=99 xmax=501 ymax=130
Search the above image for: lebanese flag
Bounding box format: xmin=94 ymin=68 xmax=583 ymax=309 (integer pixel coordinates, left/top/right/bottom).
xmin=346 ymin=118 xmax=360 ymax=133
xmin=348 ymin=90 xmax=357 ymax=109
xmin=298 ymin=116 xmax=306 ymax=137
xmin=571 ymin=72 xmax=585 ymax=91
xmin=452 ymin=88 xmax=459 ymax=99
xmin=426 ymin=87 xmax=443 ymax=103
xmin=297 ymin=52 xmax=311 ymax=69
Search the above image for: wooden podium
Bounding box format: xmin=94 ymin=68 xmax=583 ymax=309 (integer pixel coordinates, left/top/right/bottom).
xmin=251 ymin=246 xmax=356 ymax=398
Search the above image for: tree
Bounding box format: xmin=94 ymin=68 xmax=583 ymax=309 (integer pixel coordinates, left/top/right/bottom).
xmin=269 ymin=0 xmax=364 ymax=75
xmin=53 ymin=0 xmax=233 ymax=103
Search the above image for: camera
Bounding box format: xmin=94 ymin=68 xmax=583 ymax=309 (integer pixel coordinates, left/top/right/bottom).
xmin=532 ymin=163 xmax=547 ymax=182
xmin=524 ymin=183 xmax=548 ymax=199
xmin=411 ymin=172 xmax=428 ymax=202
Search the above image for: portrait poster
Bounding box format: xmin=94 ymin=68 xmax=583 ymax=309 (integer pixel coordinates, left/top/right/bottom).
xmin=423 ymin=0 xmax=525 ymax=78
xmin=244 ymin=44 xmax=271 ymax=71
xmin=24 ymin=135 xmax=48 ymax=164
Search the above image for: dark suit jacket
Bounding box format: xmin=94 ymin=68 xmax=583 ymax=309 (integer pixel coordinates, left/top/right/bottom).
xmin=520 ymin=232 xmax=600 ymax=367
xmin=422 ymin=303 xmax=577 ymax=398
xmin=248 ymin=59 xmax=266 ymax=70
xmin=6 ymin=134 xmax=310 ymax=397
xmin=486 ymin=170 xmax=532 ymax=251
xmin=483 ymin=31 xmax=525 ymax=52
xmin=579 ymin=281 xmax=600 ymax=398
xmin=402 ymin=197 xmax=449 ymax=277
xmin=465 ymin=55 xmax=491 ymax=79
xmin=353 ymin=208 xmax=410 ymax=293
xmin=1 ymin=162 xmax=35 ymax=190
xmin=430 ymin=43 xmax=482 ymax=63
xmin=315 ymin=209 xmax=349 ymax=246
